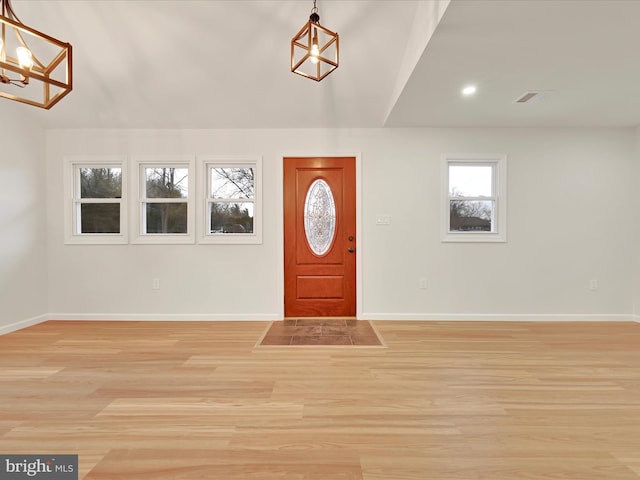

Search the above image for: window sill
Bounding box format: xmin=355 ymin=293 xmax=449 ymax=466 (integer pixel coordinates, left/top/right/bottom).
xmin=199 ymin=233 xmax=262 ymax=245
xmin=65 ymin=234 xmax=128 ymax=245
xmin=442 ymin=232 xmax=506 ymax=243
xmin=133 ymin=235 xmax=195 ymax=245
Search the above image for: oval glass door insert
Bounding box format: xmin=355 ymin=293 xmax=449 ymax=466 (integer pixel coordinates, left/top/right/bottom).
xmin=304 ymin=179 xmax=336 ymax=256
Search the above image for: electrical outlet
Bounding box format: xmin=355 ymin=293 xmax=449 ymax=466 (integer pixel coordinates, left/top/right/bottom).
xmin=152 ymin=278 xmax=160 ymax=290
xmin=419 ymin=278 xmax=427 ymax=289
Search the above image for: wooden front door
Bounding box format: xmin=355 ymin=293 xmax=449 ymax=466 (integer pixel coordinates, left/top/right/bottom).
xmin=284 ymin=157 xmax=356 ymax=317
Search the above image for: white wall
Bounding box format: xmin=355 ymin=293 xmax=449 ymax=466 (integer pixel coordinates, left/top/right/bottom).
xmin=0 ymin=108 xmax=48 ymax=334
xmin=45 ymin=127 xmax=635 ymax=321
xmin=362 ymin=128 xmax=634 ymax=320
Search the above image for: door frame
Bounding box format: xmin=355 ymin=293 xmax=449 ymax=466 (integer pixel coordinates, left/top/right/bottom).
xmin=277 ymin=153 xmax=362 ymax=319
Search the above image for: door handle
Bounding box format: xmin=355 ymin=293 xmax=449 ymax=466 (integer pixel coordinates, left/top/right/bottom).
xmin=348 ymin=247 xmax=354 ymax=253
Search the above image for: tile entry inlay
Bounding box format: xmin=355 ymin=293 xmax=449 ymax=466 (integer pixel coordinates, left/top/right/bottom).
xmin=258 ymin=318 xmax=385 ymax=347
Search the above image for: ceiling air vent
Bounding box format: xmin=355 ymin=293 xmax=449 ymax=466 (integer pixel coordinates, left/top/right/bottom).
xmin=514 ymin=90 xmax=552 ymax=104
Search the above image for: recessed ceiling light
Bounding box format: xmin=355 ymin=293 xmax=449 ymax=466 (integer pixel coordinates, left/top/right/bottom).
xmin=462 ymin=85 xmax=477 ymax=96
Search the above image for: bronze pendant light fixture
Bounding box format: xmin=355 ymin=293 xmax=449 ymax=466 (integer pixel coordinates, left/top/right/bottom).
xmin=291 ymin=0 xmax=338 ymax=82
xmin=0 ymin=0 xmax=72 ymax=109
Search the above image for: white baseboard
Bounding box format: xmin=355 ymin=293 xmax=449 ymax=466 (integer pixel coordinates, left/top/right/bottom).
xmin=360 ymin=313 xmax=635 ymax=322
xmin=47 ymin=313 xmax=280 ymax=322
xmin=0 ymin=314 xmax=48 ymax=336
xmin=3 ymin=312 xmax=635 ymax=337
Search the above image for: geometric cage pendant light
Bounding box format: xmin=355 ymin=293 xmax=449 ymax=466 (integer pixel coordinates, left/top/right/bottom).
xmin=291 ymin=0 xmax=338 ymax=82
xmin=0 ymin=0 xmax=72 ymax=109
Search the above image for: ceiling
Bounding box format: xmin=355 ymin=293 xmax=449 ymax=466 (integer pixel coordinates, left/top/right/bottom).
xmin=5 ymin=0 xmax=640 ymax=129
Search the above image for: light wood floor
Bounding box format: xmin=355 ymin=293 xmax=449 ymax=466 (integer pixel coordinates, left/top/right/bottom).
xmin=1 ymin=320 xmax=639 ymax=479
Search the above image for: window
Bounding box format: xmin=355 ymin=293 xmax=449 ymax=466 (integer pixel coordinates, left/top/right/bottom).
xmin=133 ymin=156 xmax=195 ymax=244
xmin=64 ymin=156 xmax=127 ymax=244
xmin=199 ymin=156 xmax=262 ymax=244
xmin=442 ymin=154 xmax=507 ymax=242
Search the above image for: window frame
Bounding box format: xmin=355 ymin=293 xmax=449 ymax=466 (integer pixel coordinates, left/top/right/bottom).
xmin=64 ymin=156 xmax=128 ymax=245
xmin=198 ymin=155 xmax=262 ymax=245
xmin=132 ymin=155 xmax=196 ymax=245
xmin=441 ymin=154 xmax=507 ymax=243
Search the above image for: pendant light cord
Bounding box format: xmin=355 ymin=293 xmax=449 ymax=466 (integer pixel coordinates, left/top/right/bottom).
xmin=2 ymin=0 xmax=24 ymax=24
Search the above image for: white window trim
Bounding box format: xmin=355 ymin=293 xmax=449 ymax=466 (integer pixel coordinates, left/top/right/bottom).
xmin=441 ymin=154 xmax=507 ymax=243
xmin=198 ymin=155 xmax=262 ymax=245
xmin=64 ymin=156 xmax=128 ymax=245
xmin=132 ymin=155 xmax=196 ymax=245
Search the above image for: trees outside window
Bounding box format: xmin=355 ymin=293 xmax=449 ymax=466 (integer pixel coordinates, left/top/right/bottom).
xmin=210 ymin=167 xmax=254 ymax=234
xmin=442 ymin=155 xmax=507 ymax=243
xmin=66 ymin=155 xmax=261 ymax=245
xmin=143 ymin=167 xmax=189 ymax=234
xmin=200 ymin=156 xmax=262 ymax=244
xmin=65 ymin=157 xmax=127 ymax=244
xmin=79 ymin=167 xmax=122 ymax=233
xmin=134 ymin=156 xmax=195 ymax=244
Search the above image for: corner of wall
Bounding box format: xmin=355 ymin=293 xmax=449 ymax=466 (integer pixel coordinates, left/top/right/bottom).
xmin=0 ymin=106 xmax=48 ymax=333
xmin=633 ymin=127 xmax=640 ymax=317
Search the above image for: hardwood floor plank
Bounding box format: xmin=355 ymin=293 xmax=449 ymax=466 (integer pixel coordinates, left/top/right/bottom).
xmin=86 ymin=448 xmax=363 ymax=480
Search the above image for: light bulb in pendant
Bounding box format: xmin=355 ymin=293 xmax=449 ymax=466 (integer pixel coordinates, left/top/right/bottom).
xmin=17 ymin=47 xmax=33 ymax=71
xmin=310 ymin=29 xmax=319 ymax=64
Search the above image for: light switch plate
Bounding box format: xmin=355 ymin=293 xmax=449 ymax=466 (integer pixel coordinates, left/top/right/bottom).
xmin=376 ymin=214 xmax=391 ymax=225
